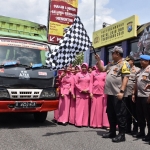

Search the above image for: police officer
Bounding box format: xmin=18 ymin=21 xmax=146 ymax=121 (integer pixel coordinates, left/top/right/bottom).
xmin=132 ymin=55 xmax=150 ymax=142
xmin=124 ymin=56 xmax=140 ymax=135
xmin=95 ymin=46 xmax=130 ymax=143
xmin=145 ymin=84 xmax=150 ymax=145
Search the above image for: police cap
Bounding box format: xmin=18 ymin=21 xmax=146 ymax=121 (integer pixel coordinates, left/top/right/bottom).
xmin=110 ymin=46 xmax=123 ymax=53
xmin=140 ymin=55 xmax=150 ymax=61
xmin=125 ymin=55 xmax=134 ymax=61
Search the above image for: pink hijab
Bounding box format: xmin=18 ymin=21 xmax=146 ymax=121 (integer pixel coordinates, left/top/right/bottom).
xmin=81 ymin=63 xmax=88 ymax=73
xmin=75 ymin=65 xmax=81 ymax=71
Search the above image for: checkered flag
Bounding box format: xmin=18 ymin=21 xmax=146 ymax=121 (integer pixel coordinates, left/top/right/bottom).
xmin=46 ymin=16 xmax=92 ymax=70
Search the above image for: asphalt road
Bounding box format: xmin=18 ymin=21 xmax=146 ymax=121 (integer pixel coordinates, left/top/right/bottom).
xmin=0 ymin=112 xmax=149 ymax=150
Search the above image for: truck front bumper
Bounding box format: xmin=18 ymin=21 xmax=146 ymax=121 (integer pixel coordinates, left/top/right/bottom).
xmin=0 ymin=100 xmax=59 ymax=112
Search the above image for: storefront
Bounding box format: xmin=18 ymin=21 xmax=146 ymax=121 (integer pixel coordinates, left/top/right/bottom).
xmin=90 ymin=15 xmax=150 ymax=67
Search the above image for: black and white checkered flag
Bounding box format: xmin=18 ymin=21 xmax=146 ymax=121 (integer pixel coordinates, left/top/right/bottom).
xmin=46 ymin=16 xmax=92 ymax=70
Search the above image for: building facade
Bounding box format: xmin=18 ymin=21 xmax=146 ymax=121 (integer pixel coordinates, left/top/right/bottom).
xmin=90 ymin=15 xmax=150 ymax=67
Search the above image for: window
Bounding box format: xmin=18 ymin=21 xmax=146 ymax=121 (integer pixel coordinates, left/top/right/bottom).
xmin=129 ymin=40 xmax=139 ymax=60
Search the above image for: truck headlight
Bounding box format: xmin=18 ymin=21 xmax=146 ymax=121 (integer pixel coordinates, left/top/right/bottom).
xmin=0 ymin=91 xmax=9 ymax=98
xmin=40 ymin=89 xmax=56 ymax=98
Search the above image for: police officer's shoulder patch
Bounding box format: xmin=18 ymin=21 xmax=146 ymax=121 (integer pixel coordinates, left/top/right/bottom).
xmin=121 ymin=61 xmax=130 ymax=74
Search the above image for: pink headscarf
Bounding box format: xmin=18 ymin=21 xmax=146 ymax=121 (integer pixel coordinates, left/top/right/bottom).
xmin=81 ymin=63 xmax=88 ymax=69
xmin=81 ymin=63 xmax=88 ymax=73
xmin=92 ymin=65 xmax=97 ymax=70
xmin=75 ymin=65 xmax=81 ymax=71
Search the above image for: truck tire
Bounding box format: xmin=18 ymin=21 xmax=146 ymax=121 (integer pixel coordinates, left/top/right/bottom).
xmin=34 ymin=112 xmax=48 ymax=123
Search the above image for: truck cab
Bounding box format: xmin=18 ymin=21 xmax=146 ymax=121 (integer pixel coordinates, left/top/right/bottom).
xmin=0 ymin=16 xmax=59 ymax=122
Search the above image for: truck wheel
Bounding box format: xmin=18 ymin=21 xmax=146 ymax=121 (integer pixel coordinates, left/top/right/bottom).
xmin=34 ymin=112 xmax=48 ymax=123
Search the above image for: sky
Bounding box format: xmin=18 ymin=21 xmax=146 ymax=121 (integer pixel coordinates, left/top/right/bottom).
xmin=0 ymin=0 xmax=150 ymax=40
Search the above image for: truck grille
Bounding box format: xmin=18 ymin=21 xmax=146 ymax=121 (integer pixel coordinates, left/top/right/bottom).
xmin=7 ymin=89 xmax=42 ymax=99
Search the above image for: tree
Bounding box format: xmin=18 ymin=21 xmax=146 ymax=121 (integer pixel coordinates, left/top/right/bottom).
xmin=72 ymin=52 xmax=84 ymax=66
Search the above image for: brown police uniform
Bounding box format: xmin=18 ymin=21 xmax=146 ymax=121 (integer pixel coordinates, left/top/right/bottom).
xmin=136 ymin=65 xmax=150 ymax=136
xmin=104 ymin=59 xmax=130 ymax=134
xmin=124 ymin=65 xmax=140 ymax=133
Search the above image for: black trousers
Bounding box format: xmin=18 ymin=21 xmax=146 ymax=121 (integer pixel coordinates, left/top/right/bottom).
xmin=136 ymin=97 xmax=150 ymax=130
xmin=124 ymin=95 xmax=138 ymax=129
xmin=107 ymin=95 xmax=127 ymax=133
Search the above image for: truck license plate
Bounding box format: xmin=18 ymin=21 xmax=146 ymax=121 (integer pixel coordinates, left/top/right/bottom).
xmin=15 ymin=102 xmax=36 ymax=108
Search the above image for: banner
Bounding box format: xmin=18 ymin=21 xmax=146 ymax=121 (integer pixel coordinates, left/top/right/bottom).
xmin=48 ymin=0 xmax=78 ymax=44
xmin=93 ymin=15 xmax=139 ymax=48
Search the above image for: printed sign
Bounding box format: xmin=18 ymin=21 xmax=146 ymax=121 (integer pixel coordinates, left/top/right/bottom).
xmin=93 ymin=15 xmax=139 ymax=48
xmin=0 ymin=39 xmax=48 ymax=51
xmin=19 ymin=71 xmax=30 ymax=79
xmin=48 ymin=0 xmax=78 ymax=44
xmin=38 ymin=72 xmax=47 ymax=76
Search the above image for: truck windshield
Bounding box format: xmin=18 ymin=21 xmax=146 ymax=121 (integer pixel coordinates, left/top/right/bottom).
xmin=0 ymin=45 xmax=48 ymax=66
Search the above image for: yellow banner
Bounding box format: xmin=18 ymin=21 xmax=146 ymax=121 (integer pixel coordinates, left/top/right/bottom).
xmin=52 ymin=0 xmax=78 ymax=8
xmin=49 ymin=21 xmax=69 ymax=36
xmin=93 ymin=15 xmax=139 ymax=48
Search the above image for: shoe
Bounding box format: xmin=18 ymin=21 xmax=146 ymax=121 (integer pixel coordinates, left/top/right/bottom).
xmin=142 ymin=134 xmax=150 ymax=141
xmin=62 ymin=122 xmax=68 ymax=126
xmin=131 ymin=131 xmax=138 ymax=137
xmin=51 ymin=119 xmax=57 ymax=123
xmin=133 ymin=132 xmax=145 ymax=138
xmin=102 ymin=132 xmax=116 ymax=138
xmin=131 ymin=127 xmax=138 ymax=136
xmin=112 ymin=133 xmax=126 ymax=143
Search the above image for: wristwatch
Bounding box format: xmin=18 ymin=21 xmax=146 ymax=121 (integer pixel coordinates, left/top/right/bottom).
xmin=120 ymin=90 xmax=124 ymax=93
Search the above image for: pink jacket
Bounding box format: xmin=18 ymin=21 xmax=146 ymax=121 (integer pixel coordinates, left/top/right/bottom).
xmin=75 ymin=63 xmax=91 ymax=98
xmin=60 ymin=73 xmax=74 ymax=95
xmin=90 ymin=61 xmax=106 ymax=95
xmin=71 ymin=74 xmax=76 ymax=95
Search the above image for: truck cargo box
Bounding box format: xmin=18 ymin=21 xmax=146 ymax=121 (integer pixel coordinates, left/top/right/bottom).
xmin=0 ymin=15 xmax=47 ymax=42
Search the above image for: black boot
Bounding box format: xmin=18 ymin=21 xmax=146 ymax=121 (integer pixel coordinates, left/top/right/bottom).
xmin=131 ymin=125 xmax=138 ymax=136
xmin=112 ymin=133 xmax=126 ymax=143
xmin=142 ymin=128 xmax=150 ymax=141
xmin=133 ymin=126 xmax=145 ymax=138
xmin=142 ymin=134 xmax=150 ymax=141
xmin=133 ymin=132 xmax=145 ymax=138
xmin=102 ymin=132 xmax=116 ymax=138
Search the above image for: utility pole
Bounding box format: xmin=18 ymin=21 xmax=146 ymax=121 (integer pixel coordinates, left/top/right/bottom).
xmin=94 ymin=0 xmax=96 ymax=31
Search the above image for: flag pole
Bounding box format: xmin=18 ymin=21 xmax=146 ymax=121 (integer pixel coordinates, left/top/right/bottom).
xmin=92 ymin=46 xmax=96 ymax=55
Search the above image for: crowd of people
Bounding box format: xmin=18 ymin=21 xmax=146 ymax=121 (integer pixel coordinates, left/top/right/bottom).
xmin=53 ymin=61 xmax=109 ymax=129
xmin=53 ymin=45 xmax=150 ymax=144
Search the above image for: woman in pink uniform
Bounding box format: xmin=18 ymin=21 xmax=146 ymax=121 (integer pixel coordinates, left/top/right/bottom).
xmin=58 ymin=66 xmax=73 ymax=125
xmin=90 ymin=61 xmax=109 ymax=128
xmin=53 ymin=69 xmax=64 ymax=123
xmin=69 ymin=67 xmax=76 ymax=124
xmin=69 ymin=66 xmax=81 ymax=124
xmin=75 ymin=65 xmax=81 ymax=74
xmin=75 ymin=63 xmax=90 ymax=127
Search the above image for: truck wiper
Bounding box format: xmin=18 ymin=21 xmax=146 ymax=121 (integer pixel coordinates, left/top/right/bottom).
xmin=0 ymin=61 xmax=31 ymax=69
xmin=32 ymin=63 xmax=50 ymax=69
